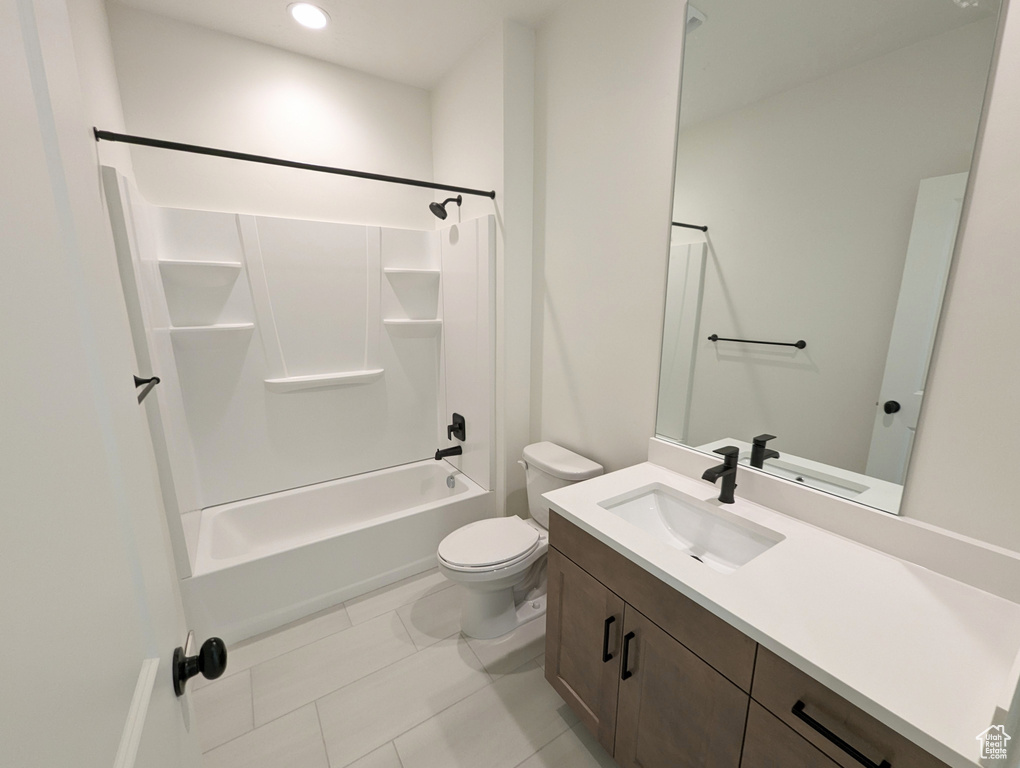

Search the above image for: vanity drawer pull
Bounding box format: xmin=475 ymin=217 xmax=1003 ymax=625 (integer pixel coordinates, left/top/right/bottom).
xmin=792 ymin=701 xmax=891 ymax=768
xmin=621 ymin=631 xmax=636 ymax=680
xmin=602 ymin=616 xmax=616 ymax=663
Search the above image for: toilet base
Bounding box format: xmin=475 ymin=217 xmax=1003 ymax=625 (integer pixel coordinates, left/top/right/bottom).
xmin=459 ymin=585 xmax=548 ymax=640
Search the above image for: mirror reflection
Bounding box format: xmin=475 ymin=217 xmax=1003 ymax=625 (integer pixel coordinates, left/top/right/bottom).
xmin=658 ymin=0 xmax=1001 ymax=513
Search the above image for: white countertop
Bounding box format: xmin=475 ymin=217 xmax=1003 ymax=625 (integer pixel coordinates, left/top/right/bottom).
xmin=544 ymin=462 xmax=1020 ymax=768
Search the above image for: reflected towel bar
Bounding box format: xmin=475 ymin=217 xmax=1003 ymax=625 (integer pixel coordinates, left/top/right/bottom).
xmin=93 ymin=129 xmax=497 ymax=199
xmin=672 ymin=221 xmax=708 ymax=232
xmin=708 ymin=334 xmax=806 ymax=350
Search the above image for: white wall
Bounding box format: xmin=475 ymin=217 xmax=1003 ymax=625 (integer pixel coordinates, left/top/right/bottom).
xmin=532 ymin=0 xmax=686 ymax=472
xmin=64 ymin=0 xmax=133 ymax=173
xmin=106 ymin=5 xmax=435 ymax=229
xmin=903 ymin=2 xmax=1020 ymax=553
xmin=672 ymin=19 xmax=995 ymax=473
xmin=431 ymin=22 xmax=535 ymax=517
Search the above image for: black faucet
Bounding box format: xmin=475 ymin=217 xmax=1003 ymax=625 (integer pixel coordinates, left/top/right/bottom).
xmin=702 ymin=446 xmax=739 ymax=504
xmin=435 ymin=446 xmax=463 ymax=460
xmin=749 ymin=434 xmax=780 ymax=469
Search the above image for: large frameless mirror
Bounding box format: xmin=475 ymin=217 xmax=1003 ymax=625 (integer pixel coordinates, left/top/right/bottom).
xmin=657 ymin=0 xmax=1003 ymax=514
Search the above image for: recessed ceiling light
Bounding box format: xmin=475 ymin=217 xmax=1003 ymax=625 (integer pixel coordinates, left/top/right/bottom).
xmin=289 ymin=3 xmax=329 ymax=29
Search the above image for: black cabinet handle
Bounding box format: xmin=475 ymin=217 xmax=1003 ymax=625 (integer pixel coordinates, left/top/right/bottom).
xmin=792 ymin=701 xmax=891 ymax=768
xmin=602 ymin=616 xmax=616 ymax=663
xmin=621 ymin=631 xmax=636 ymax=680
xmin=883 ymin=401 xmax=900 ymax=414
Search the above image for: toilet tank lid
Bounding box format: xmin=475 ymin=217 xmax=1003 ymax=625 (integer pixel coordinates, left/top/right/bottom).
xmin=523 ymin=442 xmax=603 ymax=481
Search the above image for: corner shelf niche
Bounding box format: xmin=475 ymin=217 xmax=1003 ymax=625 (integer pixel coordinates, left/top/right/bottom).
xmin=383 ymin=319 xmax=442 ymax=337
xmin=169 ymin=323 xmax=255 ymax=334
xmin=383 ymin=268 xmax=440 ymax=277
xmin=264 ymin=369 xmax=385 ymax=393
xmin=158 ymin=260 xmax=243 ymax=288
xmin=169 ymin=323 xmax=255 ymax=348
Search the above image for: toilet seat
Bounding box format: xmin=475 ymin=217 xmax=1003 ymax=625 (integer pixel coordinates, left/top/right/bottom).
xmin=438 ymin=517 xmax=541 ymax=572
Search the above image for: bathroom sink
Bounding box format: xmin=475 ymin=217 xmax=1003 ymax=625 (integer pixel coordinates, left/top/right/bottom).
xmin=598 ymin=484 xmax=783 ymax=574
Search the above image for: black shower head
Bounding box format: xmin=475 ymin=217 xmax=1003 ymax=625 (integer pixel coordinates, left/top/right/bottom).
xmin=429 ymin=195 xmax=462 ymax=220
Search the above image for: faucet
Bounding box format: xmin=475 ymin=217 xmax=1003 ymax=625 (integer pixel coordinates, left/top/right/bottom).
xmin=749 ymin=434 xmax=780 ymax=469
xmin=435 ymin=445 xmax=463 ymax=460
xmin=701 ymin=446 xmax=739 ymax=504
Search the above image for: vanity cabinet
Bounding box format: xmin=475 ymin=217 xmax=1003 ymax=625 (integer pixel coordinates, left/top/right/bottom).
xmin=742 ymin=702 xmax=841 ymax=768
xmin=547 ymin=513 xmax=753 ymax=767
xmin=613 ymin=605 xmax=748 ymax=768
xmin=545 ymin=547 xmax=625 ymax=749
xmin=547 ymin=512 xmax=952 ymax=768
xmin=752 ymin=648 xmax=951 ymax=768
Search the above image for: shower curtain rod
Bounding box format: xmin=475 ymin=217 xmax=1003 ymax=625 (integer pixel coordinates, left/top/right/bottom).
xmin=93 ymin=129 xmax=497 ymax=199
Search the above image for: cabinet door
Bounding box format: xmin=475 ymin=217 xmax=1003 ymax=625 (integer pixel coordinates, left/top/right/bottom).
xmin=615 ymin=605 xmax=748 ymax=768
xmin=742 ymin=701 xmax=840 ymax=768
xmin=546 ymin=547 xmax=626 ymax=752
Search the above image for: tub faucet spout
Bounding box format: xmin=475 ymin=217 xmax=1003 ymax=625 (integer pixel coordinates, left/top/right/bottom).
xmin=435 ymin=446 xmax=463 ymax=460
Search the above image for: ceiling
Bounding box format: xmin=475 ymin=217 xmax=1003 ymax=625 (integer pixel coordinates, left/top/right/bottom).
xmin=108 ymin=0 xmax=566 ymax=89
xmin=679 ymin=0 xmax=1001 ymax=127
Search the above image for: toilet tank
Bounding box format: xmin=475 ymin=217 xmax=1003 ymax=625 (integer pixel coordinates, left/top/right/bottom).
xmin=521 ymin=442 xmax=603 ymax=529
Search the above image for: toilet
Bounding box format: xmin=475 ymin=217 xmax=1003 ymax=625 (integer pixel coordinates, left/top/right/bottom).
xmin=437 ymin=441 xmax=603 ymax=639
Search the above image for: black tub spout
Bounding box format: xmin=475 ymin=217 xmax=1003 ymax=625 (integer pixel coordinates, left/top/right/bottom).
xmin=435 ymin=446 xmax=463 ymax=460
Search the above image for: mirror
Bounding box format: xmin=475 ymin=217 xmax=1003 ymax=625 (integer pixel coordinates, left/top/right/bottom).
xmin=657 ymin=0 xmax=1002 ymax=514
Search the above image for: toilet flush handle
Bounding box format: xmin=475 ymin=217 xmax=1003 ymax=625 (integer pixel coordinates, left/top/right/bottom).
xmin=518 ymin=460 xmax=528 ymax=472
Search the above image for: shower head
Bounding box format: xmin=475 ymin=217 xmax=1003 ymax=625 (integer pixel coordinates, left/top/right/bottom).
xmin=429 ymin=195 xmax=462 ymax=220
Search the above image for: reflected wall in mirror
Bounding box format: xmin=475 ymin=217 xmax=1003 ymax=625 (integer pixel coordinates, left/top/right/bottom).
xmin=657 ymin=0 xmax=1002 ymax=514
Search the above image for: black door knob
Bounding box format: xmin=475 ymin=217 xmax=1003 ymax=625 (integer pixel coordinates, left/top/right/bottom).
xmin=173 ymin=637 xmax=227 ymax=696
xmin=883 ymin=401 xmax=901 ymax=414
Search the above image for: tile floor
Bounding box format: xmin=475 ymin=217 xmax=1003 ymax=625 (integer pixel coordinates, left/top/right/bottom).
xmin=192 ymin=568 xmax=617 ymax=768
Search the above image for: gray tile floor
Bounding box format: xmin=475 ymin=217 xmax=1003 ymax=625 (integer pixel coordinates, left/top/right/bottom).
xmin=192 ymin=569 xmax=616 ymax=768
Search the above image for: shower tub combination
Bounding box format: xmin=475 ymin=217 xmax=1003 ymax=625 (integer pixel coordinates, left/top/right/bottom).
xmin=181 ymin=460 xmax=491 ymax=644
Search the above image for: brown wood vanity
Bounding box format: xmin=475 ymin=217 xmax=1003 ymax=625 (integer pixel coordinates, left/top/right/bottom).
xmin=545 ymin=511 xmax=953 ymax=768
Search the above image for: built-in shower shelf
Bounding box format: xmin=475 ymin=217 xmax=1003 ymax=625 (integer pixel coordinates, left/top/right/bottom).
xmin=383 ymin=268 xmax=440 ymax=277
xmin=264 ymin=369 xmax=384 ymax=393
xmin=158 ymin=260 xmax=243 ymax=287
xmin=169 ymin=323 xmax=255 ymax=348
xmin=170 ymin=323 xmax=254 ymax=333
xmin=383 ymin=319 xmax=442 ymax=337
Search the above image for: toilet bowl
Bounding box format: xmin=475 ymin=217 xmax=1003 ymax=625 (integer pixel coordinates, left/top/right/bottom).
xmin=437 ymin=442 xmax=603 ymax=639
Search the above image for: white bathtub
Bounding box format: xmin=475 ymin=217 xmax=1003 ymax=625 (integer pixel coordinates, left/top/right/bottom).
xmin=180 ymin=460 xmax=492 ymax=644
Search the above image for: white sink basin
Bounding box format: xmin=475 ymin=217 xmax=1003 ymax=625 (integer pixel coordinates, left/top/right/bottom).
xmin=599 ymin=484 xmax=784 ymax=574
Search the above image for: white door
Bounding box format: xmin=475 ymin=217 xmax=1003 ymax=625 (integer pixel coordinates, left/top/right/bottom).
xmin=0 ymin=1 xmax=202 ymax=766
xmin=866 ymin=173 xmax=968 ymax=484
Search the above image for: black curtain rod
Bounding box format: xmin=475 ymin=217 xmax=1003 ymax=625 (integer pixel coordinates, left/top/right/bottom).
xmin=93 ymin=129 xmax=497 ymax=200
xmin=672 ymin=221 xmax=708 ymax=232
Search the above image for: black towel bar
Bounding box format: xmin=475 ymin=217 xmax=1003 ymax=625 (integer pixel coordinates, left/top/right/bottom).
xmin=708 ymin=334 xmax=806 ymax=350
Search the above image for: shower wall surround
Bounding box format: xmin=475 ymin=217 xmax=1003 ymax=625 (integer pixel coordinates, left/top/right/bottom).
xmin=104 ymin=168 xmax=495 ymax=568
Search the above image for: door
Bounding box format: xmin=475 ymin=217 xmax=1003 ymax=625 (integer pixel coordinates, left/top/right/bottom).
xmin=1 ymin=1 xmax=201 ymax=766
xmin=866 ymin=173 xmax=968 ymax=484
xmin=545 ymin=548 xmax=626 ymax=752
xmin=614 ymin=605 xmax=747 ymax=768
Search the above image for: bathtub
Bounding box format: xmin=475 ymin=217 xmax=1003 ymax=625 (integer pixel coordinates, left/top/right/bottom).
xmin=180 ymin=460 xmax=492 ymax=644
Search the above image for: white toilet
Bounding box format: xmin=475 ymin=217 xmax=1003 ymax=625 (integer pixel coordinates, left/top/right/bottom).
xmin=437 ymin=441 xmax=603 ymax=639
